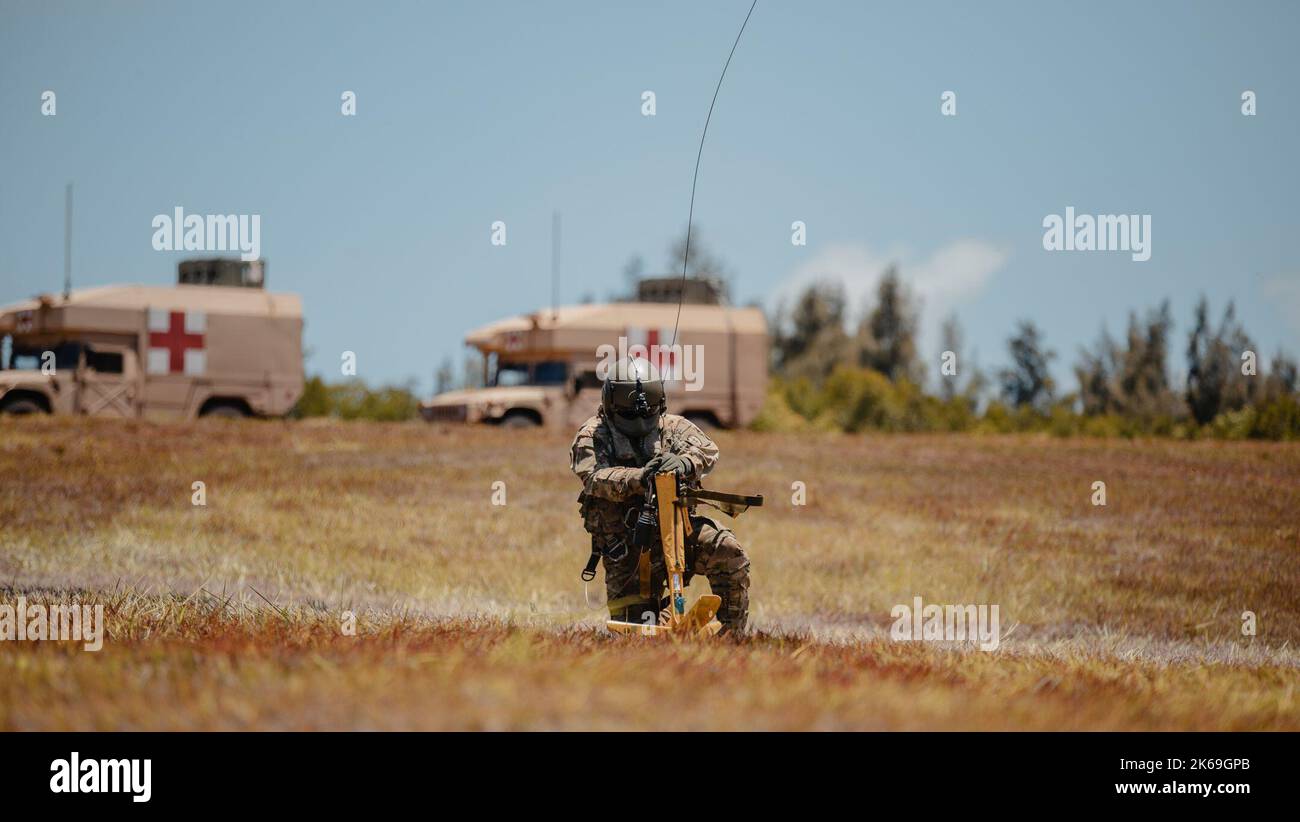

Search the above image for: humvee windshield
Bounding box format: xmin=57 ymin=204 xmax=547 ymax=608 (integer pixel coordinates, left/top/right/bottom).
xmin=490 ymin=359 xmax=568 ymax=387
xmin=4 ymin=340 xmax=82 ymax=372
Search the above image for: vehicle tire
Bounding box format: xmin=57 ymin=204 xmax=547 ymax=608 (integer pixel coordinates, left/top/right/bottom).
xmin=500 ymin=411 xmax=540 ymax=428
xmin=0 ymin=398 xmax=45 ymax=415
xmin=201 ymin=403 xmax=248 ymax=420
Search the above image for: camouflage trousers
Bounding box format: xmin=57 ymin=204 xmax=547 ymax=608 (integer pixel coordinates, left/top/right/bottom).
xmin=602 ymin=515 xmax=750 ymax=633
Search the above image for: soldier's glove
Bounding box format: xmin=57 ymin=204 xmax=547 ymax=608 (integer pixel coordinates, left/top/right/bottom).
xmin=655 ymin=453 xmax=693 ymax=478
xmin=639 ymin=454 xmax=666 ymax=487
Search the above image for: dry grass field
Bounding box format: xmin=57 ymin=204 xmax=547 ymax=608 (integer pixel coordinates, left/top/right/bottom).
xmin=2 ymin=416 xmax=1298 ymax=730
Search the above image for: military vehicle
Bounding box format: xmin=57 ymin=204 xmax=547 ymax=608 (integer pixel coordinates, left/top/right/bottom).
xmin=421 ymin=277 xmax=768 ymax=429
xmin=0 ymin=260 xmax=303 ymax=419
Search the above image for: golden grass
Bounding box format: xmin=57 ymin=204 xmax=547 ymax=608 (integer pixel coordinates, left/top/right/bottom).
xmin=1 ymin=416 xmax=1298 ymax=730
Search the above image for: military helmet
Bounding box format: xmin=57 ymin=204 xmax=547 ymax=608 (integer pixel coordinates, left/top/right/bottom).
xmin=602 ymin=357 xmax=666 ymax=437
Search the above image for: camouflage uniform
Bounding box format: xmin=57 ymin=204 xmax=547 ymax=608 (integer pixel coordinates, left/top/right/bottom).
xmin=570 ymin=411 xmax=751 ymax=632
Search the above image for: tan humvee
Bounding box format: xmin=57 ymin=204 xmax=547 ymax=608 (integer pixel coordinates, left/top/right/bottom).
xmin=0 ymin=283 xmax=303 ymax=419
xmin=422 ymin=289 xmax=768 ymax=430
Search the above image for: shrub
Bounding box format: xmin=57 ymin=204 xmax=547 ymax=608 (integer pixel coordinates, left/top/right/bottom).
xmin=820 ymin=367 xmax=903 ymax=432
xmin=292 ymin=377 xmax=421 ymax=421
xmin=750 ymin=385 xmax=810 ymax=433
xmin=1208 ymin=407 xmax=1255 ymax=440
xmin=1249 ymin=394 xmax=1300 ymax=440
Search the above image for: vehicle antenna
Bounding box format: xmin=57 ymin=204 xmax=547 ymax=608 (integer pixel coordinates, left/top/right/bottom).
xmin=669 ymin=0 xmax=757 ymax=350
xmin=63 ymin=182 xmax=73 ymax=300
xmin=551 ymin=210 xmax=561 ymax=322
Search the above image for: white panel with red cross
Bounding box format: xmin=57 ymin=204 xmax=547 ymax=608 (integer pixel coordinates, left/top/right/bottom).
xmin=625 ymin=326 xmax=679 ymax=381
xmin=146 ymin=308 xmax=207 ymax=376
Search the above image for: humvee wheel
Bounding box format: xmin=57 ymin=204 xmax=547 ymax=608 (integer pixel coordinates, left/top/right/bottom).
xmin=499 ymin=411 xmax=540 ymax=428
xmin=0 ymin=398 xmax=45 ymax=415
xmin=200 ymin=403 xmax=248 ymax=420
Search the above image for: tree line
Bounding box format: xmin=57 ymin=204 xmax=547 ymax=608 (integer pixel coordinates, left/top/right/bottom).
xmin=761 ymin=271 xmax=1300 ymax=439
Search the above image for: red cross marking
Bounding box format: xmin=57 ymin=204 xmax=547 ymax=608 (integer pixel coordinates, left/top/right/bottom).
xmin=149 ymin=311 xmax=204 ymax=373
xmin=644 ymin=328 xmax=675 ymax=371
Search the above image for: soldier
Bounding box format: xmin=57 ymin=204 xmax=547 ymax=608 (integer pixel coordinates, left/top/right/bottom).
xmin=570 ymin=357 xmax=751 ymax=633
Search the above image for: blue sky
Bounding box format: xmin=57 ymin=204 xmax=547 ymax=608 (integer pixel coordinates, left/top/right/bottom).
xmin=2 ymin=0 xmax=1297 ymax=393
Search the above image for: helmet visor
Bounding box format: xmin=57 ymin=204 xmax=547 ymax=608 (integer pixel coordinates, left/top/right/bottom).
xmin=610 ymin=408 xmax=660 ymax=437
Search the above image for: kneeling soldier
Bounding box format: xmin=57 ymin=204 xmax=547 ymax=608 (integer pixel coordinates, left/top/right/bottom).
xmin=570 ymin=358 xmax=751 ymax=633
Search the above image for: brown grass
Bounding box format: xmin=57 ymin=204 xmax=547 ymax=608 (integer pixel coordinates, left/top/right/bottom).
xmin=1 ymin=416 xmax=1298 ymax=730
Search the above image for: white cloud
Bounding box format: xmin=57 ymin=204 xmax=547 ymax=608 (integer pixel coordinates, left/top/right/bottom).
xmin=911 ymin=240 xmax=1009 ymax=314
xmin=772 ymin=243 xmax=893 ymax=315
xmin=770 ymin=238 xmax=1009 ymax=370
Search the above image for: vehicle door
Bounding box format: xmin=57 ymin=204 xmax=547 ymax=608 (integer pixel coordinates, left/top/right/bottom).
xmin=78 ymin=344 xmax=139 ymax=417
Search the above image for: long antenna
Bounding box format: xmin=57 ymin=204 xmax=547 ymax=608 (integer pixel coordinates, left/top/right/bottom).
xmin=669 ymin=0 xmax=757 ymax=349
xmin=551 ymin=210 xmax=561 ymax=321
xmin=63 ymin=182 xmax=73 ymax=299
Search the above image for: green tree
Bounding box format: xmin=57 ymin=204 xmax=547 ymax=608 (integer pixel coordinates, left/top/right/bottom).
xmin=1186 ymin=297 xmax=1257 ymax=425
xmin=773 ymin=281 xmax=854 ymax=382
xmin=856 ymin=266 xmax=924 ymax=384
xmin=1074 ymin=327 xmax=1117 ymax=415
xmin=1263 ymin=350 xmax=1299 ymax=401
xmin=1075 ymin=301 xmax=1179 ymax=420
xmin=1000 ymin=320 xmax=1055 ymax=412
